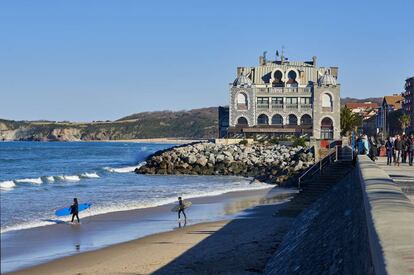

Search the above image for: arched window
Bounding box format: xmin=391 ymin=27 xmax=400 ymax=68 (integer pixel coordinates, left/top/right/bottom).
xmin=236 ymin=117 xmax=248 ymax=126
xmin=321 ymin=117 xmax=333 ymax=139
xmin=286 ymin=70 xmax=298 ymax=87
xmin=300 ymin=114 xmax=312 ymax=125
xmin=257 ymin=114 xmax=269 ymax=125
xmin=322 ymin=93 xmax=333 ymax=112
xmin=272 ymin=70 xmax=284 ymax=87
xmin=237 ymin=93 xmax=248 ymax=110
xmin=271 ymin=114 xmax=283 ymax=125
xmin=288 ymin=114 xmax=298 ymax=125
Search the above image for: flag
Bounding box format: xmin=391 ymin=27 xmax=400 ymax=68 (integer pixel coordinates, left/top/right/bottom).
xmin=276 ymin=50 xmax=279 ymax=57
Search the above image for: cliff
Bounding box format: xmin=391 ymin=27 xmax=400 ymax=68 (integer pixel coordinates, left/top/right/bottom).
xmin=0 ymin=107 xmax=219 ymax=141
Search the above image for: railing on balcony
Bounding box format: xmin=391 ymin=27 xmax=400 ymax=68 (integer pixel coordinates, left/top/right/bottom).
xmin=300 ymin=104 xmax=312 ymax=110
xmin=271 ymin=104 xmax=284 ymax=110
xmin=286 ymin=103 xmax=298 ymax=109
xmin=256 ymin=103 xmax=269 ymax=109
xmin=266 ymin=87 xmax=311 ymax=94
xmin=237 ymin=104 xmax=248 ymax=110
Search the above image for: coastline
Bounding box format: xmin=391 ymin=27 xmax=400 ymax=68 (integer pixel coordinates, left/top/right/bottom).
xmin=3 ymin=187 xmax=296 ymax=274
xmin=0 ymin=138 xmax=205 ymax=144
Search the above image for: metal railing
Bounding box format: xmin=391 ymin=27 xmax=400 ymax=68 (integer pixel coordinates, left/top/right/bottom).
xmin=298 ymin=145 xmax=339 ymax=189
xmin=256 ymin=103 xmax=269 ymax=109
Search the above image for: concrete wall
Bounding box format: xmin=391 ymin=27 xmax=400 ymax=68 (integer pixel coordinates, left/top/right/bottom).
xmin=357 ymin=155 xmax=414 ymax=275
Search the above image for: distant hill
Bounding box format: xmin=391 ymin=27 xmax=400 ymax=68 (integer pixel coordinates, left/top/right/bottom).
xmin=0 ymin=97 xmax=385 ymax=141
xmin=341 ymin=97 xmax=383 ymax=106
xmin=0 ymin=107 xmax=219 ymax=141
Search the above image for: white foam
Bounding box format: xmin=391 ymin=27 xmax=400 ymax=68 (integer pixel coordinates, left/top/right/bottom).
xmin=0 ymin=180 xmax=16 ymax=190
xmin=80 ymin=172 xmax=100 ymax=178
xmin=54 ymin=175 xmax=81 ymax=182
xmin=104 ymin=162 xmax=146 ymax=173
xmin=15 ymin=178 xmax=43 ymax=184
xmin=45 ymin=176 xmax=55 ymax=182
xmin=0 ymin=181 xmax=277 ymax=233
xmin=63 ymin=175 xmax=81 ymax=181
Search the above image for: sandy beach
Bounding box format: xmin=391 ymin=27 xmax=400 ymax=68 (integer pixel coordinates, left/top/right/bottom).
xmin=4 ymin=187 xmax=296 ymax=274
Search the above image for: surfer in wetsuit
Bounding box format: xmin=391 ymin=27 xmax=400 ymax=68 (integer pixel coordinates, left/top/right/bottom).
xmin=178 ymin=197 xmax=187 ymax=221
xmin=70 ymin=198 xmax=80 ymax=223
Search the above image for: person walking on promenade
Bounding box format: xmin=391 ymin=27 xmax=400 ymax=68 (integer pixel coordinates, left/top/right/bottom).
xmin=369 ymin=136 xmax=378 ymax=162
xmin=394 ymin=135 xmax=402 ymax=166
xmin=408 ymin=134 xmax=414 ymax=166
xmin=358 ymin=135 xmax=370 ymax=156
xmin=70 ymin=198 xmax=80 ymax=223
xmin=385 ymin=137 xmax=394 ymax=166
xmin=402 ymin=135 xmax=408 ymax=163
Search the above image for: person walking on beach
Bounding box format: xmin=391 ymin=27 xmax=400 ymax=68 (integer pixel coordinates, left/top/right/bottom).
xmin=177 ymin=197 xmax=187 ymax=221
xmin=385 ymin=137 xmax=394 ymax=166
xmin=70 ymin=198 xmax=80 ymax=223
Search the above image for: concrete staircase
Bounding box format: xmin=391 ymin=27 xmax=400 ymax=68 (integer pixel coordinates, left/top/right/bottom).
xmin=275 ymin=160 xmax=354 ymax=217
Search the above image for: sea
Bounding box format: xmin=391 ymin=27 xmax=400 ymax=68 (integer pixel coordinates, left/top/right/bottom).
xmin=0 ymin=141 xmax=271 ymax=234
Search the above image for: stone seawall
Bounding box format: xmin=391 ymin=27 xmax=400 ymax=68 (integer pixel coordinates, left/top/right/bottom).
xmin=357 ymin=155 xmax=414 ymax=275
xmin=136 ymin=142 xmax=314 ymax=185
xmin=264 ymin=168 xmax=373 ymax=274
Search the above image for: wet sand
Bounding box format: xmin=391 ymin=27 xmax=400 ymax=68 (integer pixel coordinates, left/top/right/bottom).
xmin=3 ymin=187 xmax=296 ymax=274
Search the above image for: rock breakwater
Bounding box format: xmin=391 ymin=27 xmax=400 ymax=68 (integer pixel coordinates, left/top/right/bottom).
xmin=136 ymin=142 xmax=314 ymax=184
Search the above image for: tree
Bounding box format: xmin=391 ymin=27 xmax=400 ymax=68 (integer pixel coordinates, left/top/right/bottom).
xmin=398 ymin=113 xmax=411 ymax=134
xmin=340 ymin=107 xmax=362 ymax=136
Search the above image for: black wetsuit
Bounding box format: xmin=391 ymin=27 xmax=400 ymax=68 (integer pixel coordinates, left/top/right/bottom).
xmin=70 ymin=203 xmax=80 ymax=223
xmin=178 ymin=200 xmax=187 ymax=220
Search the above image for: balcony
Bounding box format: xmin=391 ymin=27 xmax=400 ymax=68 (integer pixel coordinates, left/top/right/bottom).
xmin=300 ymin=104 xmax=312 ymax=110
xmin=286 ymin=103 xmax=298 ymax=110
xmin=237 ymin=104 xmax=248 ymax=110
xmin=271 ymin=104 xmax=284 ymax=110
xmin=267 ymin=87 xmax=312 ymax=94
xmin=256 ymin=103 xmax=269 ymax=110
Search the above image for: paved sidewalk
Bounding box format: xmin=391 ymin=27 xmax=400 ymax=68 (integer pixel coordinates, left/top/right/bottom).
xmin=376 ymin=157 xmax=414 ymax=202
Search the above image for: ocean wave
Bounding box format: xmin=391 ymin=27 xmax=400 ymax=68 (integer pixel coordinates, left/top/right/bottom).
xmin=15 ymin=177 xmax=43 ymax=184
xmin=55 ymin=175 xmax=81 ymax=182
xmin=45 ymin=176 xmax=55 ymax=182
xmin=104 ymin=162 xmax=146 ymax=173
xmin=0 ymin=180 xmax=16 ymax=190
xmin=2 ymin=171 xmax=100 ymax=189
xmin=0 ymin=180 xmax=276 ymax=233
xmin=80 ymin=172 xmax=100 ymax=178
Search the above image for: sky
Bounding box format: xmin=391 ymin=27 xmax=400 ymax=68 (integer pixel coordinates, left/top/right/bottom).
xmin=0 ymin=0 xmax=413 ymax=121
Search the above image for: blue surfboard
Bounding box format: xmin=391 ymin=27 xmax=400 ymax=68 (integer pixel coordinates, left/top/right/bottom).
xmin=55 ymin=203 xmax=92 ymax=217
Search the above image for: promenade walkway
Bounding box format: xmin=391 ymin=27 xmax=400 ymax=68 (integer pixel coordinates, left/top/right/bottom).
xmin=376 ymin=157 xmax=414 ymax=202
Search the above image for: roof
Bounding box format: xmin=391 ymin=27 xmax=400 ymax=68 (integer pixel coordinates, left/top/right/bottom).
xmin=233 ymin=72 xmax=252 ymax=87
xmin=318 ymin=71 xmax=337 ymax=86
xmin=345 ymin=102 xmax=379 ymax=109
xmin=383 ymin=95 xmax=404 ymax=109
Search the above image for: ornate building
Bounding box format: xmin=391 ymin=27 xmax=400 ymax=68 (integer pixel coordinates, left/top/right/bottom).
xmin=227 ymin=54 xmax=341 ymax=140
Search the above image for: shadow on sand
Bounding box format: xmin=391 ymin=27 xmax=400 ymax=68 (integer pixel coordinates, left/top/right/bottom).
xmin=152 ymin=190 xmax=294 ymax=274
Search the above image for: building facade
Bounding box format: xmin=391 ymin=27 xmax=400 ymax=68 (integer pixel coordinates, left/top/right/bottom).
xmin=377 ymin=95 xmax=404 ymax=136
xmin=228 ymin=54 xmax=340 ymax=140
xmin=402 ymin=76 xmax=414 ymax=133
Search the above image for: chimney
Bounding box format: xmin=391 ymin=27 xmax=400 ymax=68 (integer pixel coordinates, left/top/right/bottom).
xmin=259 ymin=55 xmax=264 ymax=65
xmin=312 ymin=56 xmax=317 ymax=67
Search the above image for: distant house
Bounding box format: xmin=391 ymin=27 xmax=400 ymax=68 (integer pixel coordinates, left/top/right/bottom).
xmin=377 ymin=94 xmax=404 ymax=136
xmin=345 ymin=102 xmax=379 ymax=114
xmin=345 ymin=102 xmax=379 ymax=136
